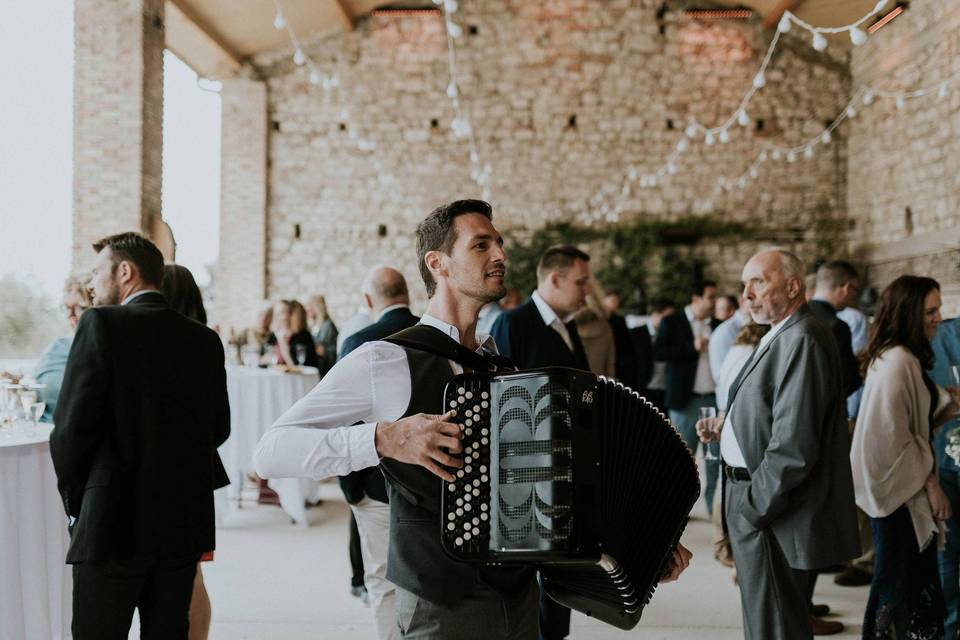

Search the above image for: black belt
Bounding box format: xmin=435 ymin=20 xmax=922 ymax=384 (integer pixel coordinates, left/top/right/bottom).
xmin=724 ymin=466 xmax=750 ymax=481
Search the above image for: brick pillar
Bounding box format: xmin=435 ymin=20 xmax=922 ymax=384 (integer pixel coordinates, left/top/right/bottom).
xmin=215 ymin=79 xmax=268 ymax=330
xmin=72 ymin=0 xmax=165 ymax=268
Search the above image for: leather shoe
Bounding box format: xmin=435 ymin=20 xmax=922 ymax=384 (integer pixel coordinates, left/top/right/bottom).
xmin=811 ymin=616 xmax=844 ymax=635
xmin=810 ymin=604 xmax=830 ymax=617
xmin=834 ymin=566 xmax=872 ymax=587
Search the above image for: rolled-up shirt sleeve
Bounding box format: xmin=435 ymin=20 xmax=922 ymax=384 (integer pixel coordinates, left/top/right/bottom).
xmin=254 ymin=341 xmax=411 ymax=480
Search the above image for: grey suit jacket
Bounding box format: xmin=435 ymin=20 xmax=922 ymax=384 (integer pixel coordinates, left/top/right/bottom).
xmin=726 ymin=303 xmax=860 ymax=570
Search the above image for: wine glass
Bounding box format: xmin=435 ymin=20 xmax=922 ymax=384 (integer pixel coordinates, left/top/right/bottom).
xmin=20 ymin=390 xmax=37 ymax=421
xmin=30 ymin=402 xmax=45 ymax=425
xmin=294 ymin=344 xmax=308 ymax=366
xmin=699 ymin=406 xmax=719 ymax=460
xmin=949 ymin=366 xmax=960 ymax=404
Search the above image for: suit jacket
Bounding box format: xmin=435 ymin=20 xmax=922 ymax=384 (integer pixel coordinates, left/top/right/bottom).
xmin=807 ymin=299 xmax=862 ymax=397
xmin=339 ymin=307 xmax=419 ymax=360
xmin=725 ymin=303 xmax=860 ymax=570
xmin=629 ymin=325 xmax=655 ymax=392
xmin=50 ymin=292 xmax=230 ymax=564
xmin=654 ymin=311 xmax=719 ymax=410
xmin=337 ymin=306 xmax=419 ymax=504
xmin=490 ymin=298 xmax=589 ymax=370
xmin=609 ymin=313 xmax=639 ymax=389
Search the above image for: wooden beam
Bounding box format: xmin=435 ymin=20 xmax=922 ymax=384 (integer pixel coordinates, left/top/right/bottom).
xmin=762 ymin=0 xmax=805 ymax=29
xmin=166 ymin=0 xmax=244 ymax=70
xmin=331 ymin=0 xmax=355 ymax=32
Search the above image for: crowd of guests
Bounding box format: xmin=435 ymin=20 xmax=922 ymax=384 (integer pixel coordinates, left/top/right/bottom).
xmin=10 ymin=199 xmax=960 ymax=639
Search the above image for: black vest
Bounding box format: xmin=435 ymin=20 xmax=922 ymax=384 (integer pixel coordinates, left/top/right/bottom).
xmin=380 ymin=332 xmax=533 ymax=605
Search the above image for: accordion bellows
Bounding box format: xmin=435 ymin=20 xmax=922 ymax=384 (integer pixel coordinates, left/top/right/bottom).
xmin=441 ymin=368 xmax=700 ymax=630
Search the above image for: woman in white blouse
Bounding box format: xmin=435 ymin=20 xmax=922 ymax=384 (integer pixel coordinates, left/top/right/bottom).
xmin=851 ymin=275 xmax=959 ymax=639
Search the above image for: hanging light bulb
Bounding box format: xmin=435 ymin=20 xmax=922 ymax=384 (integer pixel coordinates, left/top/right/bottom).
xmin=446 ymin=81 xmax=458 ymax=98
xmin=447 ymin=21 xmax=463 ymax=38
xmin=771 ymin=149 xmax=782 ymax=160
xmin=705 ymin=130 xmax=715 ymax=145
xmin=812 ymin=32 xmax=827 ymax=52
xmin=677 ymin=137 xmax=690 ymax=153
xmin=896 ymin=95 xmax=905 ymax=110
xmin=758 ymin=150 xmax=768 ymax=162
xmin=309 ymin=69 xmax=322 ymax=85
xmin=621 ymin=183 xmax=630 ymax=196
xmin=845 ymin=104 xmax=857 ymax=118
xmin=273 ymin=9 xmax=286 ymax=30
xmin=777 ymin=14 xmax=791 ymax=33
xmin=787 ymin=151 xmax=797 ymax=162
xmin=753 ymin=72 xmax=766 ymax=89
xmin=293 ymin=47 xmax=306 ymax=66
xmin=444 ymin=0 xmax=459 ymax=12
xmin=667 ymin=162 xmax=677 ymax=175
xmin=749 ymin=166 xmax=759 ymax=179
xmin=719 ymin=128 xmax=730 ymax=144
xmin=939 ymin=83 xmax=949 ymax=99
xmin=627 ymin=166 xmax=638 ymax=181
xmin=329 ymin=74 xmax=340 ymax=88
xmin=849 ymin=26 xmax=867 ymax=46
xmin=737 ymin=108 xmax=750 ymax=127
xmin=863 ymin=91 xmax=875 ymax=105
xmin=821 ymin=130 xmax=832 ymax=144
xmin=470 ymin=150 xmax=479 ymax=164
xmin=685 ymin=123 xmax=698 ymax=139
xmin=803 ymin=147 xmax=814 ymax=159
xmin=737 ymin=177 xmax=747 ymax=189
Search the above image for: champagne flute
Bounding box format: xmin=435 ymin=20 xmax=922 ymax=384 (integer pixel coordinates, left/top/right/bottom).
xmin=30 ymin=401 xmax=45 ymax=425
xmin=294 ymin=343 xmax=308 ymax=366
xmin=699 ymin=406 xmax=719 ymax=460
xmin=20 ymin=390 xmax=37 ymax=421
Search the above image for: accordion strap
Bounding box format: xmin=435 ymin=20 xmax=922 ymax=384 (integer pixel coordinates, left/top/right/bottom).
xmin=384 ymin=324 xmax=515 ymax=372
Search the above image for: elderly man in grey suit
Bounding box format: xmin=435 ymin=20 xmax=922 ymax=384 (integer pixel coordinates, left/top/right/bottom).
xmin=699 ymin=248 xmax=860 ymax=640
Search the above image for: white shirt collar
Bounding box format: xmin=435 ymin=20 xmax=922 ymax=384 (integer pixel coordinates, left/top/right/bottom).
xmin=121 ymin=289 xmax=161 ymax=305
xmin=532 ymin=290 xmax=572 ymax=326
xmin=375 ymin=303 xmax=409 ymax=323
xmin=759 ymin=309 xmax=796 ymax=349
xmin=418 ymin=314 xmax=498 ymax=354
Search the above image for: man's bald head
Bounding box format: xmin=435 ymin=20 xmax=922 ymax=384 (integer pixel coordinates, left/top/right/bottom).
xmin=741 ymin=248 xmax=806 ymax=325
xmin=361 ymin=266 xmax=409 ymax=316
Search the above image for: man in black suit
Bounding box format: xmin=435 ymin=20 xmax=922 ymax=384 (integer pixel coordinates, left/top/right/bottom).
xmin=654 ymin=281 xmax=719 ymax=514
xmin=50 ymin=232 xmax=230 ymax=640
xmin=339 ymin=265 xmax=418 ymax=640
xmin=490 ymin=245 xmax=592 ymax=640
xmin=808 ymin=260 xmax=862 ymax=397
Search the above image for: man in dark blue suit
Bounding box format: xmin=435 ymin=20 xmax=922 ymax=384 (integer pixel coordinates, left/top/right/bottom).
xmin=490 ymin=245 xmax=592 ymax=640
xmin=338 ymin=266 xmax=418 ymax=640
xmin=654 ymin=281 xmax=719 ymax=514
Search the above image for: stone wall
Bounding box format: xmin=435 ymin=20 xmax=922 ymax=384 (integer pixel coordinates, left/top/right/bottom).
xmin=250 ymin=0 xmax=851 ymax=321
xmin=847 ymin=0 xmax=960 ymax=316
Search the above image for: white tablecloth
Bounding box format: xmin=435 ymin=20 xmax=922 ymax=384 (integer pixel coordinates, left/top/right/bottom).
xmin=219 ymin=366 xmax=320 ymax=524
xmin=0 ymin=422 xmax=72 ymax=640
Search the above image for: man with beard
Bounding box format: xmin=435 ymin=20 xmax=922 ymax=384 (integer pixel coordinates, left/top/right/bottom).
xmin=256 ymin=200 xmax=690 ymax=639
xmin=50 ymin=232 xmax=230 ymax=639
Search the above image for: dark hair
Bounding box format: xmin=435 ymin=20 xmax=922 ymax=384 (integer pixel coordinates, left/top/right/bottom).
xmin=816 ymin=260 xmax=859 ymax=290
xmin=416 ymin=199 xmax=493 ymax=297
xmin=92 ymin=232 xmax=164 ymax=288
xmin=720 ymin=294 xmax=739 ymax=310
xmin=648 ymin=298 xmax=675 ymax=314
xmin=861 ymin=275 xmax=940 ymax=376
xmin=536 ymin=245 xmax=590 ymax=282
xmin=691 ymin=280 xmax=717 ymax=298
xmin=161 ymin=264 xmax=207 ymax=324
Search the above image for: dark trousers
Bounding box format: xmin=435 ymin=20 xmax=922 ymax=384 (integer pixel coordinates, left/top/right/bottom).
xmin=349 ymin=512 xmax=365 ymax=588
xmin=538 ymin=574 xmax=570 ymax=640
xmin=72 ymin=554 xmax=200 ymax=640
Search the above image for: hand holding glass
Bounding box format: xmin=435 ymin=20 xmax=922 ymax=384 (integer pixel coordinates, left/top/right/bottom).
xmin=697 ymin=407 xmax=724 ymax=461
xmin=949 ymin=366 xmax=960 ymax=405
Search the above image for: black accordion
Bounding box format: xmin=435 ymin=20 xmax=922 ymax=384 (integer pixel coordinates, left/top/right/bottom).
xmin=440 ymin=368 xmax=700 ymax=630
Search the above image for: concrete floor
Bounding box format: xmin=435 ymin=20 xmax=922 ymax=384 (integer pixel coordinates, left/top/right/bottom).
xmin=137 ymin=481 xmax=870 ymax=639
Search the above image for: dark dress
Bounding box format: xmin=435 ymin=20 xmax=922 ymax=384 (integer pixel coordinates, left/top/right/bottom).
xmin=863 ymin=372 xmax=946 ymax=640
xmin=268 ymin=330 xmax=320 ymax=369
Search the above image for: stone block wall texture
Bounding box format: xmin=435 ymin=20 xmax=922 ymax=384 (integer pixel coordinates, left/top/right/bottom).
xmin=847 ymin=0 xmax=960 ymax=316
xmin=216 ymin=79 xmax=269 ymax=330
xmin=250 ymin=0 xmax=852 ymax=321
xmin=73 ymin=0 xmax=165 ymax=270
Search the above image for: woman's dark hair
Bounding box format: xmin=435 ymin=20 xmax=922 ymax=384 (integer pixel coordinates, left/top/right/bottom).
xmin=861 ymin=275 xmax=939 ymax=376
xmin=161 ymin=264 xmax=207 ymax=324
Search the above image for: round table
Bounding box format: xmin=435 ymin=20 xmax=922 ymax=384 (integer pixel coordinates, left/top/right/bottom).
xmin=219 ymin=365 xmax=320 ymax=525
xmin=0 ymin=422 xmax=72 ymax=640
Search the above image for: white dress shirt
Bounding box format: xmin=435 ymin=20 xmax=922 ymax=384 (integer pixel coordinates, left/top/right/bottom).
xmin=253 ymin=314 xmax=498 ymax=481
xmin=720 ymin=310 xmax=793 ymax=468
xmin=531 ymin=290 xmax=574 ymax=351
xmin=685 ymin=306 xmax=716 ymax=395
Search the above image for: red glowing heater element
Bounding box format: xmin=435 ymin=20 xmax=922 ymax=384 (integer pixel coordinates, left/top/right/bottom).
xmin=868 ymin=5 xmax=904 ymax=33
xmin=683 ymin=9 xmax=754 ymax=20
xmin=372 ymin=8 xmax=441 ymax=18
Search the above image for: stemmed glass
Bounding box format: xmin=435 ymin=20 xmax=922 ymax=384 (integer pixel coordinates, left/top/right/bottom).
xmin=294 ymin=344 xmax=308 ymax=366
xmin=949 ymin=366 xmax=960 ymax=404
xmin=20 ymin=390 xmax=37 ymax=421
xmin=30 ymin=402 xmax=45 ymax=426
xmin=699 ymin=407 xmax=725 ymax=461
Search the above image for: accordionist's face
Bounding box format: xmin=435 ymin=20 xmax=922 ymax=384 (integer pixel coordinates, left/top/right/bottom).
xmin=446 ymin=213 xmax=507 ymax=305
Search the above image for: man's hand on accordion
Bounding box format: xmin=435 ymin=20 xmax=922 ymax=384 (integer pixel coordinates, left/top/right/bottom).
xmin=660 ymin=543 xmax=693 ymax=583
xmin=374 ymin=410 xmax=464 ymax=482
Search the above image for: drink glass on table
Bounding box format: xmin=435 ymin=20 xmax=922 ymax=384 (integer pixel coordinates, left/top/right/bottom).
xmin=20 ymin=390 xmax=37 ymax=421
xmin=294 ymin=343 xmax=308 ymax=366
xmin=30 ymin=402 xmax=45 ymax=425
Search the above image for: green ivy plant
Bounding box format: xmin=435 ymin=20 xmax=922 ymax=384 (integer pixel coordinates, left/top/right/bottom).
xmin=503 ymin=217 xmax=752 ymax=309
